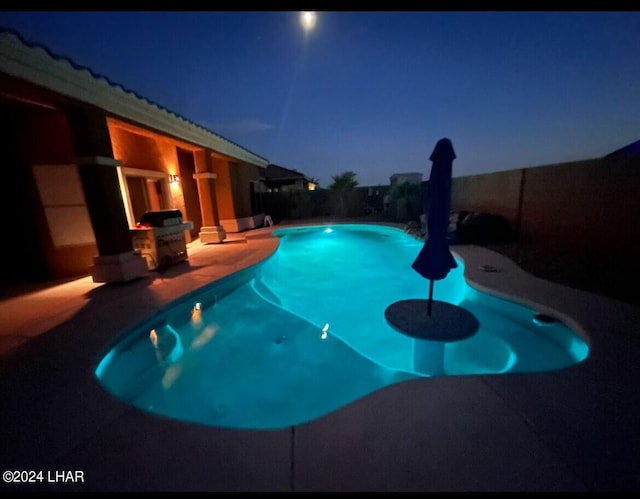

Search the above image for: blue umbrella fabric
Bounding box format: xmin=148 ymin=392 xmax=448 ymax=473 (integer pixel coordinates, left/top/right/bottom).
xmin=411 ymin=137 xmax=458 ymax=315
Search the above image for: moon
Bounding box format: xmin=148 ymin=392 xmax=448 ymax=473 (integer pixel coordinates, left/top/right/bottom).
xmin=300 ymin=11 xmax=317 ymax=32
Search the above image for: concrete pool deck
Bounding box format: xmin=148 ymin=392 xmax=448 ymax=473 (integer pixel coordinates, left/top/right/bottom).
xmin=1 ymin=220 xmax=639 ymax=492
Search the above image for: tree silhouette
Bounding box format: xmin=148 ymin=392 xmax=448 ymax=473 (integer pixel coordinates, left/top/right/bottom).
xmin=388 ymin=180 xmax=422 ymax=221
xmin=328 ymin=171 xmax=358 ymax=191
xmin=328 ymin=171 xmax=358 ymax=216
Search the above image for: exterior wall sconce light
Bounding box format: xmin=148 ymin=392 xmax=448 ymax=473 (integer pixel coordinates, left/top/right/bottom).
xmin=169 ymin=174 xmax=180 ymax=184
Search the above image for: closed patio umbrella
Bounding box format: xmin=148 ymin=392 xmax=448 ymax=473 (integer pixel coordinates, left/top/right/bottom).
xmin=385 ymin=138 xmax=478 ymax=374
xmin=411 ymin=137 xmax=458 ymax=315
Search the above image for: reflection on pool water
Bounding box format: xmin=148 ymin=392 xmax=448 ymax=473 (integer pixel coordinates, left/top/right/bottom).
xmin=95 ymin=224 xmax=589 ymax=430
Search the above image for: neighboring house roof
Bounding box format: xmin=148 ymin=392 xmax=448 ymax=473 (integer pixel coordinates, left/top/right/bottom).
xmin=0 ymin=27 xmax=270 ymax=167
xmin=605 ymin=139 xmax=640 ymax=157
xmin=265 ymin=163 xmax=314 ymax=183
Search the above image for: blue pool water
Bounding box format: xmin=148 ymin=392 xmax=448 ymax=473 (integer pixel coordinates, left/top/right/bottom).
xmin=95 ymin=223 xmax=589 ymax=430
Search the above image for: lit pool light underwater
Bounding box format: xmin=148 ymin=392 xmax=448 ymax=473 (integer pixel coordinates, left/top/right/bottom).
xmin=95 ymin=224 xmax=589 ymax=430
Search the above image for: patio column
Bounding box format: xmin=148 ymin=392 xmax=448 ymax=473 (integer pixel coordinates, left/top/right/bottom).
xmin=67 ymin=106 xmax=147 ymax=282
xmin=193 ymin=150 xmax=226 ymax=244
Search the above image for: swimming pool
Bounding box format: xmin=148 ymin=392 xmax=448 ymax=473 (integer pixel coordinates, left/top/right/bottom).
xmin=95 ymin=223 xmax=589 ymax=430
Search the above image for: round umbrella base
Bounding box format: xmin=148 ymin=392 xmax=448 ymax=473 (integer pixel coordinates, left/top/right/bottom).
xmin=385 ymin=299 xmax=479 ymax=342
xmin=385 ymin=299 xmax=480 ymax=376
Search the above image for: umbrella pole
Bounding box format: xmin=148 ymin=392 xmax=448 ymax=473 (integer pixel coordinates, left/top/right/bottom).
xmin=428 ymin=279 xmax=434 ymax=316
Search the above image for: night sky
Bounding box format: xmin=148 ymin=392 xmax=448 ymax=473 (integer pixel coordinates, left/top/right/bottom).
xmin=1 ymin=11 xmax=639 ymax=187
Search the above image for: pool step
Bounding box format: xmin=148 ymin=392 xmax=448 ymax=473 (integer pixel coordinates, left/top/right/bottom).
xmin=251 ymin=277 xmax=283 ymax=307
